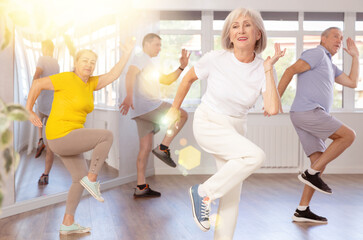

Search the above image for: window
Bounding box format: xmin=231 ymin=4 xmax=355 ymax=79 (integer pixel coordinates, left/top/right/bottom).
xmin=354 ymin=35 xmax=363 ymax=108
xmin=159 ymin=34 xmax=202 ymax=105
xmin=262 ymin=12 xmax=299 ymax=31
xmin=262 ymin=38 xmax=297 ymax=107
xmin=356 ymin=13 xmax=363 ymax=31
xmin=159 ymin=11 xmax=202 ymax=108
xmin=304 ymin=12 xmax=344 ymax=31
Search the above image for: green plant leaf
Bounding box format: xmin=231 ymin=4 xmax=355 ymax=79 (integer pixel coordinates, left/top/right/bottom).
xmin=0 ymin=129 xmax=13 ymax=150
xmin=7 ymin=107 xmax=29 ymax=121
xmin=3 ymin=148 xmax=12 ymax=173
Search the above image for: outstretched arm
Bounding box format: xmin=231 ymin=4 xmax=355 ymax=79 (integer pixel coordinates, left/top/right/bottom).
xmin=96 ymin=38 xmax=136 ymax=90
xmin=335 ymin=37 xmax=360 ymax=88
xmin=262 ymin=43 xmax=286 ymax=115
xmin=159 ymin=49 xmax=190 ymax=85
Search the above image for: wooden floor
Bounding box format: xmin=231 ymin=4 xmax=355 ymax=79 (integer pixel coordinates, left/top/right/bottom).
xmin=15 ymin=149 xmax=119 ymax=202
xmin=1 ymin=174 xmax=363 ymax=240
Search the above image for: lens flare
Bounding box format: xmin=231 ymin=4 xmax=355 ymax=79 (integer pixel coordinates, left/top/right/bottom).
xmin=178 ymin=145 xmax=201 ymax=170
xmin=179 ymin=138 xmax=187 ymax=146
xmin=166 ymin=129 xmax=173 ymax=136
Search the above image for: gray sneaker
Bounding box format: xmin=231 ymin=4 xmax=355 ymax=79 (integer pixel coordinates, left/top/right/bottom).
xmin=152 ymin=145 xmax=177 ymax=168
xmin=189 ymin=184 xmax=211 ymax=232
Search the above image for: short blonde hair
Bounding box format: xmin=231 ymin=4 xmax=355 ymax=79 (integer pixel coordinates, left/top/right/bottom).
xmin=75 ymin=49 xmax=98 ymax=62
xmin=221 ymin=8 xmax=267 ymax=54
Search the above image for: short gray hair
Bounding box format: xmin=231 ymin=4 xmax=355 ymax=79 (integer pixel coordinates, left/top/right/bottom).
xmin=221 ymin=8 xmax=267 ymax=54
xmin=321 ymin=27 xmax=342 ymax=38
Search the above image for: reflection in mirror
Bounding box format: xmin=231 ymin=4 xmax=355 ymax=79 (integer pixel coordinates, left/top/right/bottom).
xmin=13 ymin=18 xmax=122 ymax=202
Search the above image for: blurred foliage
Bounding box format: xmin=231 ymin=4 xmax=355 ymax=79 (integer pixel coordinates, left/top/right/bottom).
xmin=0 ymin=98 xmax=28 ymax=209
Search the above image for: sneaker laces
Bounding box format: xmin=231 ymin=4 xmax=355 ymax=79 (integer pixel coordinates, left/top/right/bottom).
xmin=201 ymin=197 xmax=211 ymax=220
xmin=161 ymin=148 xmax=171 ymax=157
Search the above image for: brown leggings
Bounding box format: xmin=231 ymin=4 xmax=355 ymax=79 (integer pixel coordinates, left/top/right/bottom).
xmin=48 ymin=128 xmax=113 ymax=215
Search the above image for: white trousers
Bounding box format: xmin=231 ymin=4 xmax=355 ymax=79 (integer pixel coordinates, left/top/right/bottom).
xmin=193 ymin=103 xmax=265 ymax=240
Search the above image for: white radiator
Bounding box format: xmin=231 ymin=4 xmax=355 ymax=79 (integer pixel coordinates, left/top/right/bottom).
xmin=246 ymin=125 xmax=300 ymax=168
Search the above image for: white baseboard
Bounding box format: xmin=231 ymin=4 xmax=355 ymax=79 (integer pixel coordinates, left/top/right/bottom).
xmin=155 ymin=167 xmax=301 ymax=175
xmin=155 ymin=167 xmax=217 ymax=175
xmin=0 ymin=168 xmax=155 ymax=219
xmin=323 ymin=167 xmax=363 ymax=174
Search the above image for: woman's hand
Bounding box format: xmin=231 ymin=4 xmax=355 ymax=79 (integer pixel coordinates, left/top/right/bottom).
xmin=264 ymin=43 xmax=286 ymax=69
xmin=29 ymin=111 xmax=42 ymax=127
xmin=120 ymin=37 xmax=136 ymax=55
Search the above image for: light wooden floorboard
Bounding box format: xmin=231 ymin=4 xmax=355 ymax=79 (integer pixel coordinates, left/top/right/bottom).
xmin=1 ymin=174 xmax=363 ymax=240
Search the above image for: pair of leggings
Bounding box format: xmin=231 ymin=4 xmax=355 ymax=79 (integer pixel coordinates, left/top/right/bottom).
xmin=47 ymin=128 xmax=113 ymax=215
xmin=193 ymin=103 xmax=265 ymax=240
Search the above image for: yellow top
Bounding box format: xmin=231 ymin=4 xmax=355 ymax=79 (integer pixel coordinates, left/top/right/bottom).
xmin=45 ymin=72 xmax=99 ymax=140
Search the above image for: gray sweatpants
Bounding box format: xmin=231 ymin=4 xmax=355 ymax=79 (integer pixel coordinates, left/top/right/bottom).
xmin=48 ymin=128 xmax=113 ymax=215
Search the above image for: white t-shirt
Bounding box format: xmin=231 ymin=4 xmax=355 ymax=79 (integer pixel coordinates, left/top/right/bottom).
xmin=129 ymin=52 xmax=162 ymax=118
xmin=36 ymin=56 xmax=60 ymax=115
xmin=194 ymin=50 xmax=266 ymax=117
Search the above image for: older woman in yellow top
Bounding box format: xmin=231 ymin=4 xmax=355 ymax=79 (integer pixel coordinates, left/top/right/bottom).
xmin=26 ymin=39 xmax=135 ymax=235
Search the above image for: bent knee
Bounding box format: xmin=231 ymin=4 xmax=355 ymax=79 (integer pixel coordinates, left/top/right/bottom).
xmin=347 ymin=129 xmax=356 ymax=145
xmin=104 ymin=130 xmax=114 ymax=143
xmin=180 ymin=109 xmax=188 ymax=121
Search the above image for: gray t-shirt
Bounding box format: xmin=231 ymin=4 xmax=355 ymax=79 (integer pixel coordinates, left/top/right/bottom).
xmin=129 ymin=52 xmax=162 ymax=118
xmin=290 ymin=45 xmax=343 ymax=113
xmin=36 ymin=56 xmax=60 ymax=115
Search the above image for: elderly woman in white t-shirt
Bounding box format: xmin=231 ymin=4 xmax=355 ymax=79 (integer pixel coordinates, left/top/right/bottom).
xmin=166 ymin=8 xmax=285 ymax=240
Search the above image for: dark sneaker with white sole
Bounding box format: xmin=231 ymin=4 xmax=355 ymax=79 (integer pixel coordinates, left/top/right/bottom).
xmin=292 ymin=207 xmax=327 ymax=223
xmin=189 ymin=184 xmax=211 ymax=232
xmin=298 ymin=170 xmax=332 ymax=194
xmin=152 ymin=145 xmax=177 ymax=168
xmin=134 ymin=184 xmax=161 ymax=198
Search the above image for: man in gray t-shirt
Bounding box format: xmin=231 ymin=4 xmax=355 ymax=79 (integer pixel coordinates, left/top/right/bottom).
xmin=278 ymin=27 xmax=360 ymax=223
xmin=119 ymin=33 xmax=190 ymax=198
xmin=33 ymin=40 xmax=60 ymax=185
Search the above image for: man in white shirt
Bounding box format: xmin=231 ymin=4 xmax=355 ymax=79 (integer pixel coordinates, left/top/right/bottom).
xmin=119 ymin=33 xmax=190 ymax=198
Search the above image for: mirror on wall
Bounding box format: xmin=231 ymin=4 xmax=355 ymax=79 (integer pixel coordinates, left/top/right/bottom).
xmin=13 ymin=23 xmax=122 ymax=202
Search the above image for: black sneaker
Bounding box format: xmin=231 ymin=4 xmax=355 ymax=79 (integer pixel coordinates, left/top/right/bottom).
xmin=152 ymin=145 xmax=177 ymax=168
xmin=298 ymin=170 xmax=332 ymax=194
xmin=38 ymin=173 xmax=49 ymax=185
xmin=292 ymin=207 xmax=327 ymax=223
xmin=133 ymin=184 xmax=161 ymax=198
